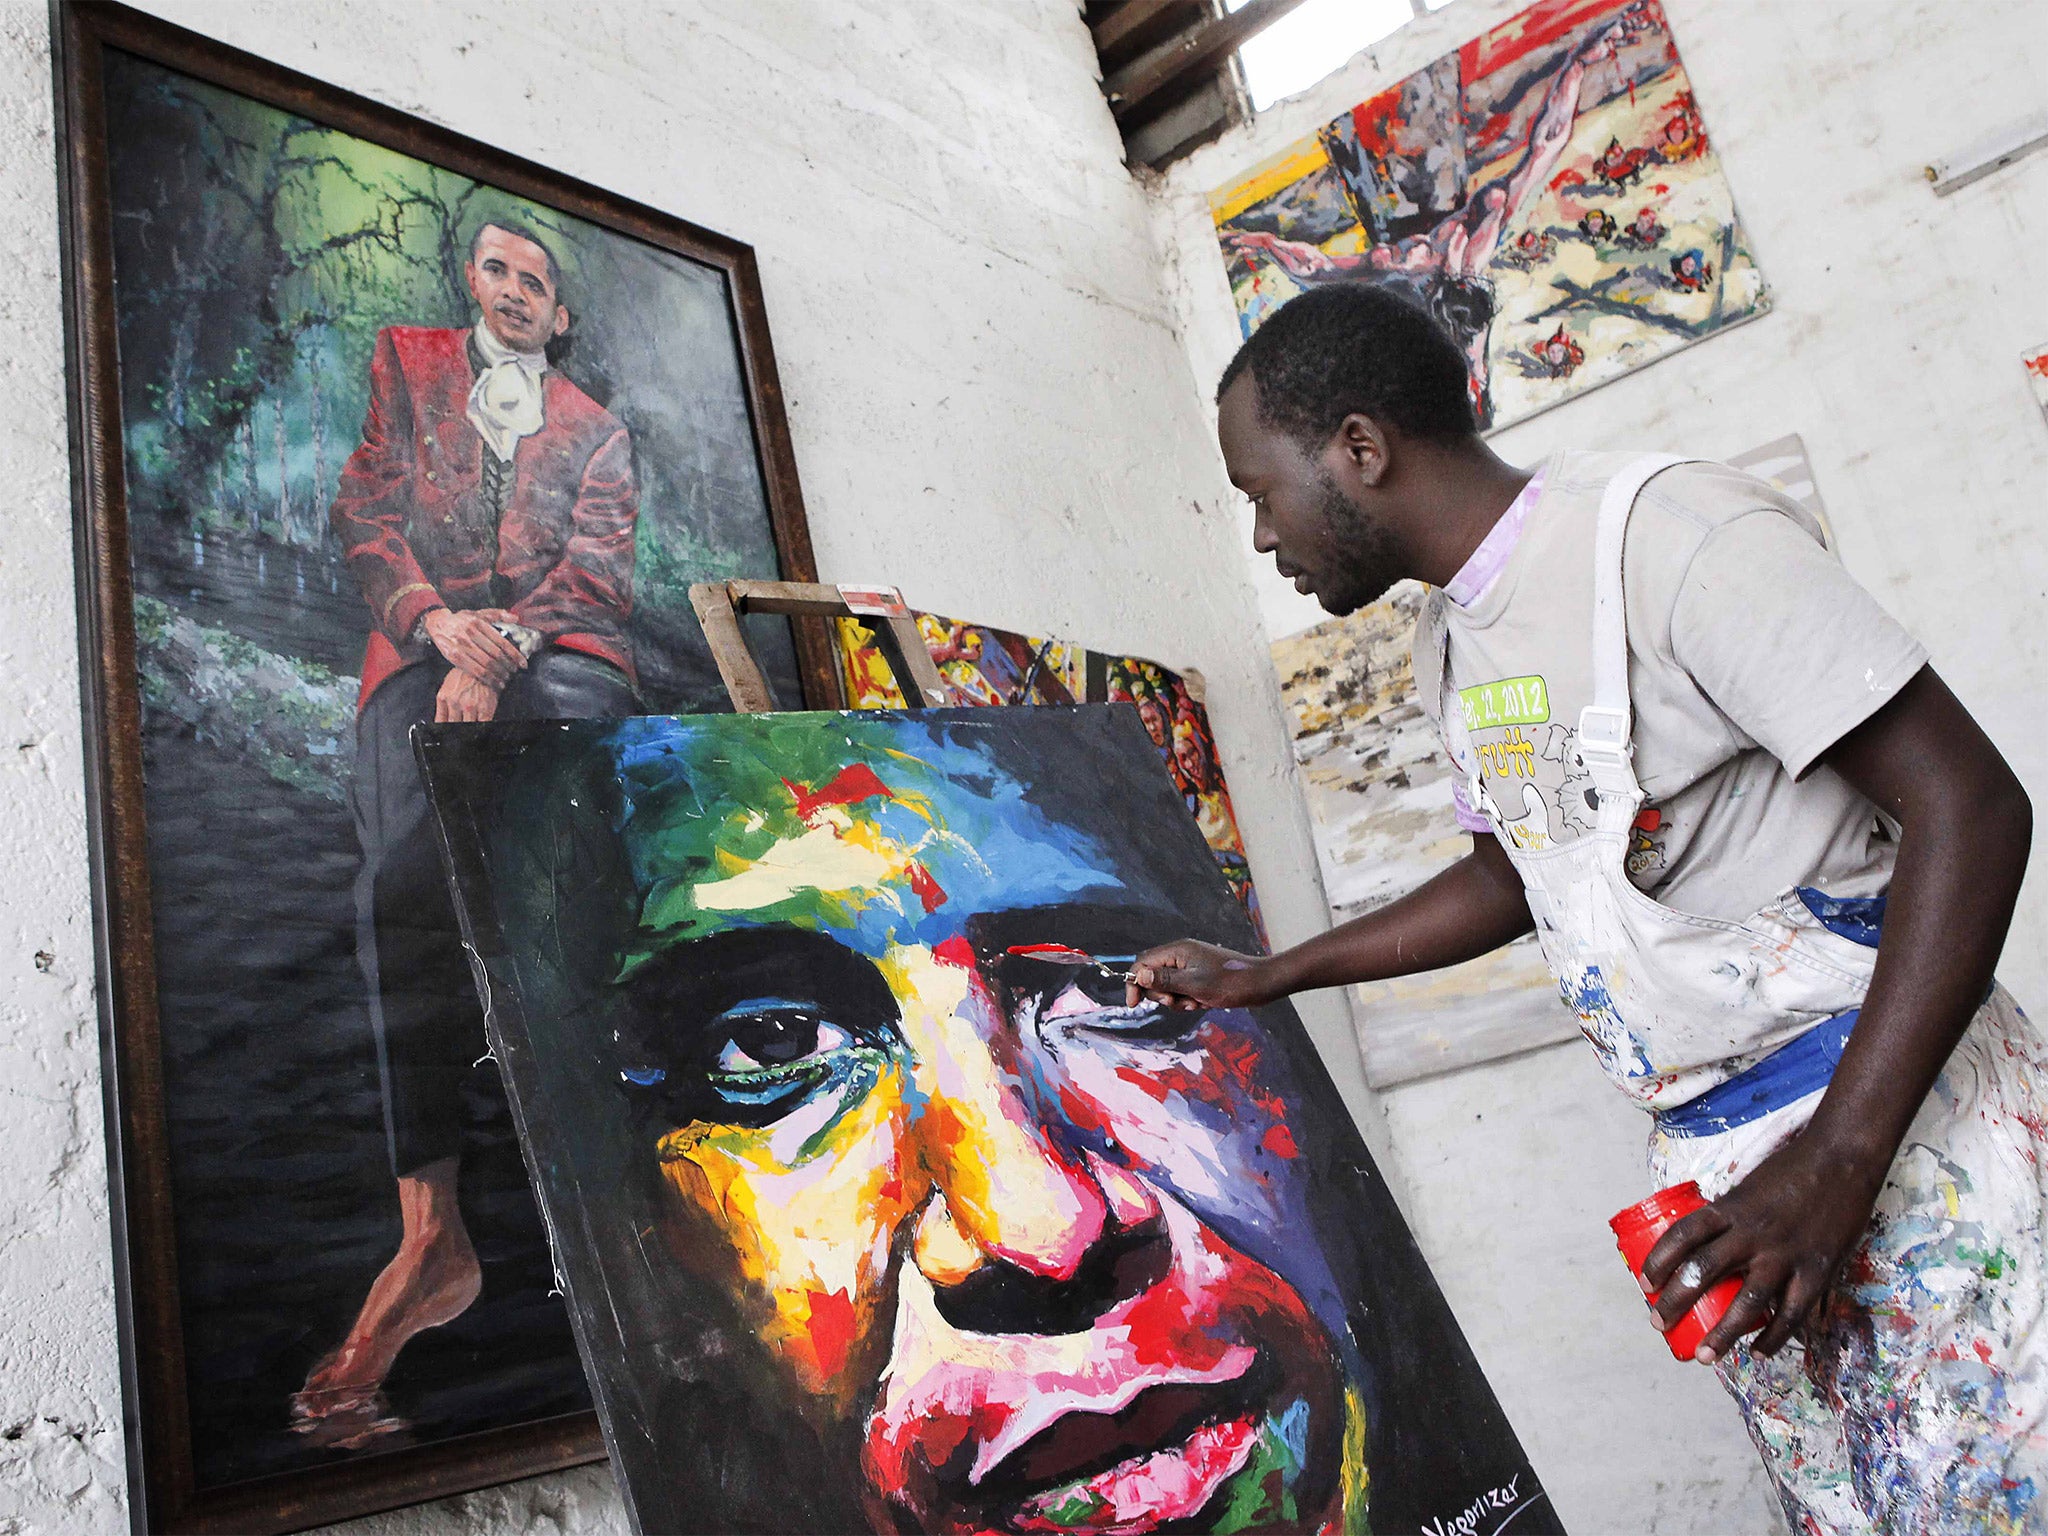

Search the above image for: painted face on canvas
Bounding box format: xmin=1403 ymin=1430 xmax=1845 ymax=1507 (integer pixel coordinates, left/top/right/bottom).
xmin=465 ymin=222 xmax=569 ymax=352
xmin=607 ymin=723 xmax=1365 ymax=1535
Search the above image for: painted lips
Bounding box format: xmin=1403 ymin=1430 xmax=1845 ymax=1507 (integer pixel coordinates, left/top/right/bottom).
xmin=866 ymin=1198 xmax=1342 ymax=1535
xmin=1011 ymin=1409 xmax=1264 ymax=1534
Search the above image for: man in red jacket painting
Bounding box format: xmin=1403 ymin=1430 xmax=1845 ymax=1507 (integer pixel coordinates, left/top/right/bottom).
xmin=296 ymin=221 xmax=641 ymax=1434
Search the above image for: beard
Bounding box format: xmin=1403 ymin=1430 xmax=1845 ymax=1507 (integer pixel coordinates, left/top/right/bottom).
xmin=1308 ymin=470 xmax=1406 ymax=617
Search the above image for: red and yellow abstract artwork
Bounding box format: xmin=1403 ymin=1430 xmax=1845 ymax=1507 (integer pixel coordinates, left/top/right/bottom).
xmin=1211 ymin=0 xmax=1766 ymax=430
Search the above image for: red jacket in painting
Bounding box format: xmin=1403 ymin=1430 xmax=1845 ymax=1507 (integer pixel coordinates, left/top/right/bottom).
xmin=330 ymin=326 xmax=638 ymax=709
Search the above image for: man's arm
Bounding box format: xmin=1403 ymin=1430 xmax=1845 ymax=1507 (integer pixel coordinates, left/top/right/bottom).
xmin=1127 ymin=831 xmax=1533 ymax=1010
xmin=330 ymin=331 xmax=445 ymax=647
xmin=329 ymin=332 xmax=524 ymax=688
xmin=1643 ymin=666 xmax=2031 ymax=1360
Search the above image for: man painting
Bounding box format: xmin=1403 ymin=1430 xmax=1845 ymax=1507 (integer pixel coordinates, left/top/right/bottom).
xmin=1134 ymin=283 xmax=2046 ymax=1532
xmin=296 ymin=220 xmax=641 ymax=1432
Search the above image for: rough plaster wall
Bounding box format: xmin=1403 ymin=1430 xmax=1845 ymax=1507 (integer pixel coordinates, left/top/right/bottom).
xmin=1151 ymin=0 xmax=2048 ymax=1530
xmin=0 ymin=1 xmax=1389 ymax=1532
xmin=0 ymin=11 xmax=133 ymax=1536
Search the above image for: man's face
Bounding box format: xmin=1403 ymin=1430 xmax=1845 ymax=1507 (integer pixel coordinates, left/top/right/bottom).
xmin=614 ymin=746 xmax=1361 ymax=1535
xmin=1218 ymin=375 xmax=1407 ymax=618
xmin=465 ymin=224 xmax=569 ymax=352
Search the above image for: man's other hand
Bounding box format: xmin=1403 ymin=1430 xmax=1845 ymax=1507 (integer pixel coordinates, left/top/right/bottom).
xmin=1638 ymin=1131 xmax=1888 ymax=1364
xmin=422 ymin=608 xmax=527 ymax=689
xmin=1125 ymin=940 xmax=1277 ymax=1013
xmin=435 ymin=668 xmax=502 ymax=724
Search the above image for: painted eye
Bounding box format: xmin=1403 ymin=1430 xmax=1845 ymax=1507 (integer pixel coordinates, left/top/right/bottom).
xmin=714 ymin=1012 xmax=851 ymax=1073
xmin=1039 ymin=982 xmax=1204 ymax=1044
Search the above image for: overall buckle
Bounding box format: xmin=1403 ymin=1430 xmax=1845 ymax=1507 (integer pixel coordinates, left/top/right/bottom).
xmin=1577 ymin=705 xmax=1638 ymax=800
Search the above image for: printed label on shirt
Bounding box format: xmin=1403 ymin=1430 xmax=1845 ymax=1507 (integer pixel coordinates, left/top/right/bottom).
xmin=1457 ymin=674 xmax=1551 ymax=731
xmin=1477 ymin=724 xmax=1539 ymax=781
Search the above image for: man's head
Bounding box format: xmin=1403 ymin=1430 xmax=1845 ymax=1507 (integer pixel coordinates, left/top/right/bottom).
xmin=590 ymin=715 xmax=1364 ymax=1535
xmin=466 ymin=221 xmax=569 ymax=352
xmin=1216 ymin=284 xmax=1477 ymax=617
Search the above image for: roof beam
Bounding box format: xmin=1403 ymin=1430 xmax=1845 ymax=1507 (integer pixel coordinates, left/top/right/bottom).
xmin=1102 ymin=0 xmax=1308 ymax=124
xmin=1088 ymin=0 xmax=1184 ymax=62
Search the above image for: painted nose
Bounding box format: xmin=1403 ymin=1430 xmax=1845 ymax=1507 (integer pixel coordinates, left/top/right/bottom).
xmin=912 ymin=1192 xmax=1170 ymax=1337
xmin=912 ymin=1084 xmax=1108 ymax=1283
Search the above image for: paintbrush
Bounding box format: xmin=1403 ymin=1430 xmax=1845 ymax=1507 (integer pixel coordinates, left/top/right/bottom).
xmin=1003 ymin=943 xmax=1138 ymax=984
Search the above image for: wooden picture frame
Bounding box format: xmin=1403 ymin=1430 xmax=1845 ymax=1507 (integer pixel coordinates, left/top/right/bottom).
xmin=53 ymin=3 xmax=837 ymax=1529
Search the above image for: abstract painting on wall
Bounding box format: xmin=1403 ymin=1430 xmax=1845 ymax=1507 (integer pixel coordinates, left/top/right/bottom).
xmin=1210 ymin=0 xmax=1767 ymax=430
xmin=2025 ymin=344 xmax=2048 ymax=426
xmin=416 ymin=707 xmax=1558 ymax=1536
xmin=1271 ymin=588 xmax=1579 ymax=1087
xmin=836 ymin=613 xmax=1267 ymax=941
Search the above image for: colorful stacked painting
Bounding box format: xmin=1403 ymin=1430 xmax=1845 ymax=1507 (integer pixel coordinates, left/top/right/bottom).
xmin=414 ymin=707 xmax=1558 ymax=1536
xmin=1210 ymin=0 xmax=1767 ymax=430
xmin=1271 ymin=588 xmax=1578 ymax=1087
xmin=836 ymin=615 xmax=1265 ymax=941
xmin=838 ymin=612 xmax=1087 ymax=709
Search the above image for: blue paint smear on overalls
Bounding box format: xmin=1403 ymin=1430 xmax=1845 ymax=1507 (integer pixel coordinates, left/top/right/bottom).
xmin=1655 ymin=889 xmax=1884 ymax=1138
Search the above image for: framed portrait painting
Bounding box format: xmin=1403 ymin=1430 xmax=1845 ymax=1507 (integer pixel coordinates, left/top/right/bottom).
xmin=54 ymin=3 xmax=836 ymax=1529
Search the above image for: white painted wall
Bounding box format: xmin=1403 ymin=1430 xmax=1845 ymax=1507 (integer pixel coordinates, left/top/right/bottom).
xmin=1152 ymin=1 xmax=2048 ymax=1531
xmin=0 ymin=1 xmax=1375 ymax=1532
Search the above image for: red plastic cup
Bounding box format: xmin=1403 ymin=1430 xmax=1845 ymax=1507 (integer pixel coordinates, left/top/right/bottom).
xmin=1609 ymin=1181 xmax=1742 ymax=1362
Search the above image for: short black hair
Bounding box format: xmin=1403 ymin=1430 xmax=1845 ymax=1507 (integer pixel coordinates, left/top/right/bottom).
xmin=1216 ymin=282 xmax=1476 ymax=446
xmin=470 ymin=220 xmax=564 ymax=296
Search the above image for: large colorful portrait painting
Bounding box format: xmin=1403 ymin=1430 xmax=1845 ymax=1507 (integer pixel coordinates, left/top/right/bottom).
xmin=59 ymin=6 xmax=827 ymax=1529
xmin=1210 ymin=0 xmax=1767 ymax=430
xmin=416 ymin=708 xmax=1557 ymax=1535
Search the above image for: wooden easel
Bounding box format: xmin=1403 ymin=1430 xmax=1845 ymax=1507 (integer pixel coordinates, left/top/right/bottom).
xmin=689 ymin=579 xmax=948 ymax=714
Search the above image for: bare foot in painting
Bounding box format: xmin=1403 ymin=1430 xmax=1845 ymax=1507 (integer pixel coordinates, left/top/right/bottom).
xmin=292 ymin=1156 xmax=481 ymax=1434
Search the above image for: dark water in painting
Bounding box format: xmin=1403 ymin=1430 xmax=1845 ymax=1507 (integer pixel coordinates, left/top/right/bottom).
xmin=145 ymin=718 xmax=593 ymax=1489
xmin=134 ymin=514 xmax=593 ymax=1489
xmin=132 ymin=520 xmax=365 ymax=676
xmin=146 ymin=716 xmax=592 ymax=1489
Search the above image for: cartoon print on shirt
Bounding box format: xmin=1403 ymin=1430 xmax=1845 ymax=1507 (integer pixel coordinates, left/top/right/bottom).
xmin=1627 ymin=805 xmax=1668 ymax=878
xmin=1454 ymin=676 xmax=1602 ymax=854
xmin=1539 ymin=723 xmax=1600 ymax=839
xmin=1490 ymin=778 xmax=1556 ymax=851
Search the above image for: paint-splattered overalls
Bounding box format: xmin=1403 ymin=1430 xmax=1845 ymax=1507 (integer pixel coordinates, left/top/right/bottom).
xmin=1443 ymin=455 xmax=2048 ymax=1534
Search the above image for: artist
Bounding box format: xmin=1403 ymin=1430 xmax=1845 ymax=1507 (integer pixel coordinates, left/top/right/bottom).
xmin=1132 ymin=282 xmax=2046 ymax=1532
xmin=300 ymin=220 xmax=641 ymax=1430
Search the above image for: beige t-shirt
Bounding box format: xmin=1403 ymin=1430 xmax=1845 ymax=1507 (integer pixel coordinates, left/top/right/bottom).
xmin=1414 ymin=451 xmax=1928 ymax=922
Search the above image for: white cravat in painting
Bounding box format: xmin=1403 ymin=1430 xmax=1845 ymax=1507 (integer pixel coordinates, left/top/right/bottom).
xmin=467 ymin=320 xmax=548 ymax=463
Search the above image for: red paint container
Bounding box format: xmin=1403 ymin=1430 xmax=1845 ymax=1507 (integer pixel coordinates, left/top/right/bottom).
xmin=1609 ymin=1181 xmax=1742 ymax=1363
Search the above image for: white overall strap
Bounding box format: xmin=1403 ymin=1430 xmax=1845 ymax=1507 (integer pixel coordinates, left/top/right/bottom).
xmin=1579 ymin=453 xmax=1701 ymax=804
